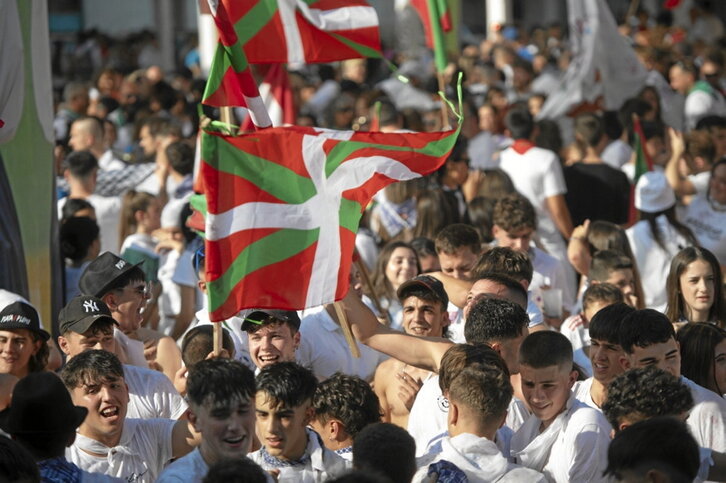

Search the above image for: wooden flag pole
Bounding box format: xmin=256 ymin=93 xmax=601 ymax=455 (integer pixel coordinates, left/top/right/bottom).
xmin=355 ymin=257 xmax=391 ymax=326
xmin=334 ymin=301 xmax=360 ymax=358
xmin=213 ymin=322 xmax=222 ymax=356
xmin=220 ymin=107 xmax=234 ymax=134
xmin=437 ymin=72 xmax=451 ymax=130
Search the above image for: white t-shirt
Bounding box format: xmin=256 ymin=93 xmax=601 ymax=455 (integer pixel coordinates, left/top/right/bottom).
xmin=124 ymin=364 xmax=188 ymax=420
xmin=296 ymin=306 xmax=387 ymax=381
xmin=58 ymin=194 xmax=122 ymax=254
xmin=408 ymin=375 xmax=529 ymax=457
xmin=248 ymin=428 xmax=349 ymax=482
xmin=626 ymin=215 xmax=691 ymax=312
xmin=601 ymin=139 xmax=633 ymax=169
xmin=510 ymin=394 xmax=611 ymax=483
xmin=560 ymin=314 xmax=592 ymax=377
xmin=114 ymin=328 xmax=148 ymax=369
xmin=572 ymin=378 xmax=601 ymax=411
xmin=682 ymin=376 xmax=726 ymax=453
xmin=156 ymin=447 xmax=207 ymax=483
xmin=413 ymin=433 xmax=547 ymax=483
xmin=530 ymin=246 xmax=574 ymax=315
xmin=67 ymin=418 xmax=176 ymax=483
xmin=681 ymin=195 xmax=726 ymax=267
xmin=98 ymin=150 xmax=126 ymax=172
xmin=498 ymin=144 xmax=567 ymax=259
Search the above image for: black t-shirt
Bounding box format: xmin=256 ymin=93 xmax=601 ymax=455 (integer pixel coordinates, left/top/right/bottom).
xmin=564 ymin=162 xmax=630 ymax=226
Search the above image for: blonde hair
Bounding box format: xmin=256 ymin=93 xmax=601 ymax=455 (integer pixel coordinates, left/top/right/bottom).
xmin=119 ymin=190 xmax=156 ymax=247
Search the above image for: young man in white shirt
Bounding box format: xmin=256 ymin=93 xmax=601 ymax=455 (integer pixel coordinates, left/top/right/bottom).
xmin=602 ymin=366 xmax=726 ymax=482
xmin=561 ymin=283 xmax=624 ymax=378
xmin=572 ymin=303 xmax=634 ymax=410
xmin=491 ymin=193 xmax=574 ymax=326
xmin=157 ymin=359 xmax=258 ymax=482
xmin=510 ymin=331 xmax=611 ymax=482
xmin=57 ymin=295 xmax=187 ymax=420
xmin=249 ymin=362 xmax=347 ymax=481
xmin=414 ymin=362 xmax=546 ymax=483
xmin=618 ymin=309 xmax=726 ymax=453
xmin=241 ymin=310 xmax=301 ymax=372
xmin=61 ymin=350 xmax=199 ymax=482
xmin=309 ymin=373 xmax=381 ymax=461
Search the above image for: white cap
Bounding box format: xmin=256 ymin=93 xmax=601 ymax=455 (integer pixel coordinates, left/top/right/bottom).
xmin=635 ymin=171 xmax=676 ymax=213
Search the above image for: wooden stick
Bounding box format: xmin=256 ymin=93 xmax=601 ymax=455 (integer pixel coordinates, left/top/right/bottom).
xmin=355 ymin=257 xmax=390 ymax=326
xmin=213 ymin=322 xmax=222 ymax=356
xmin=437 ymin=71 xmax=451 ymax=130
xmin=220 ymin=106 xmax=234 ymax=134
xmin=334 ymin=301 xmax=360 ymax=358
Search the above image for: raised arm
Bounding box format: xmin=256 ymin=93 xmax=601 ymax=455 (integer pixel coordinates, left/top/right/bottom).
xmin=340 ymin=291 xmax=453 ymax=373
xmin=426 ymin=271 xmax=473 ymax=309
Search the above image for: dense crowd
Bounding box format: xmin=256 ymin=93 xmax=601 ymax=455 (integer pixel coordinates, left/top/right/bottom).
xmin=1 ymin=1 xmax=726 ymax=482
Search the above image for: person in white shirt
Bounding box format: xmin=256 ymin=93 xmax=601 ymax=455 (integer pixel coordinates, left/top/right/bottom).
xmin=158 ymin=359 xmax=258 ymax=482
xmin=561 ymin=283 xmax=624 ymax=378
xmin=670 ymin=59 xmax=726 ymax=131
xmin=242 ymin=309 xmax=301 ymax=372
xmin=497 ymin=107 xmax=575 ymax=298
xmin=309 ymin=374 xmax=381 ymax=461
xmin=605 ymin=417 xmax=702 ymax=483
xmin=602 ymin=367 xmax=726 ymax=482
xmin=57 ymin=295 xmax=187 ymax=420
xmin=414 ymin=362 xmax=546 ymax=483
xmin=61 ymin=350 xmax=199 ymax=482
xmin=510 ymin=331 xmax=611 ymax=482
xmin=491 ymin=194 xmax=574 ymax=326
xmin=58 ymin=151 xmax=122 ymax=255
xmin=626 ymin=171 xmax=697 ymax=311
xmin=619 ymin=309 xmax=726 ymax=454
xmin=572 ymin=303 xmax=634 ymax=411
xmin=249 ymin=362 xmax=348 ymax=481
xmin=68 ymin=117 xmax=125 ymax=172
xmin=297 ymin=263 xmax=387 ymax=381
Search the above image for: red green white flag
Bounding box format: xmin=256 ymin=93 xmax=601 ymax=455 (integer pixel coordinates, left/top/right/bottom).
xmin=411 ymin=0 xmax=452 ymax=71
xmin=202 ymin=0 xmax=272 ymax=128
xmin=201 ymin=125 xmax=459 ymax=321
xmin=216 ymin=0 xmax=382 ymax=64
xmin=240 ymin=63 xmax=296 ymax=131
xmin=628 ymin=115 xmax=654 ymax=224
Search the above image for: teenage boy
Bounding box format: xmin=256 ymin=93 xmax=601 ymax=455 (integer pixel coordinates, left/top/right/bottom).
xmin=618 ymin=309 xmax=726 ymax=453
xmin=0 ymin=301 xmax=50 ymax=379
xmin=588 ymin=250 xmax=638 ymax=308
xmin=492 ymin=193 xmax=573 ymax=324
xmin=310 ymin=373 xmax=381 ymax=460
xmin=57 ymin=295 xmax=187 ymax=420
xmin=560 ymin=283 xmax=624 ymax=378
xmin=407 ymin=298 xmax=531 ymax=455
xmin=435 ymin=224 xmax=482 ymax=343
xmin=574 ymin=303 xmax=634 ymax=411
xmin=414 ymin=363 xmax=546 ymax=483
xmin=605 ymin=418 xmax=701 ymax=483
xmin=241 ymin=309 xmax=301 ymax=372
xmin=510 ymin=331 xmax=611 ymax=482
xmin=373 ymin=275 xmax=449 ymax=429
xmin=62 ymin=350 xmax=199 ymax=481
xmin=157 ymin=359 xmax=257 ymax=482
xmin=79 ymin=251 xmax=182 ymax=380
xmin=602 ymin=367 xmax=726 ymax=482
xmin=249 ymin=362 xmax=347 ymax=480
xmin=0 ymin=371 xmax=120 ymax=482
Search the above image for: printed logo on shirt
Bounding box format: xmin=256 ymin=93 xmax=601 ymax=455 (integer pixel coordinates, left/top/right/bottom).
xmin=436 ymin=395 xmax=449 ymax=413
xmin=125 ymin=470 xmax=147 ymax=482
xmin=83 ymin=300 xmax=99 ymax=313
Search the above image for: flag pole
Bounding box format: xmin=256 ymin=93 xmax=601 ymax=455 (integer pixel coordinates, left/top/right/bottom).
xmin=355 ymin=256 xmax=391 ymax=326
xmin=213 ymin=322 xmax=223 ymax=356
xmin=437 ymin=74 xmax=451 ymax=130
xmin=334 ymin=301 xmax=361 ymax=358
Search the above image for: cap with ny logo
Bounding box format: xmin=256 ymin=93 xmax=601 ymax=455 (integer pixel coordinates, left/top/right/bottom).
xmin=58 ymin=295 xmax=118 ymax=335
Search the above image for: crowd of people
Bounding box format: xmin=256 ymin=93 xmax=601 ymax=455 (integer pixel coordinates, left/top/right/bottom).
xmin=1 ymin=1 xmax=726 ymax=482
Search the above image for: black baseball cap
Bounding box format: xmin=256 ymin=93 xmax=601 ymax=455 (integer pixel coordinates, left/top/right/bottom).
xmin=0 ymin=301 xmax=50 ymax=341
xmin=397 ymin=275 xmax=449 ymax=308
xmin=79 ymin=252 xmax=143 ymax=298
xmin=59 ymin=295 xmax=118 ymax=335
xmin=241 ymin=309 xmax=301 ymax=332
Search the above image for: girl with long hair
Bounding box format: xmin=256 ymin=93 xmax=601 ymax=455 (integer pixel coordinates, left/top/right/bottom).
xmin=677 ymin=323 xmax=726 ymax=398
xmin=666 ymin=247 xmax=725 ymax=327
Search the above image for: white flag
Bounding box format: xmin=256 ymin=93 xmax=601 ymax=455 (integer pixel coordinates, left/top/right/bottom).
xmin=537 ymin=0 xmax=647 ymax=119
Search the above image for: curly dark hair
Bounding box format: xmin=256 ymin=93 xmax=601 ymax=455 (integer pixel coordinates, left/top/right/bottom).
xmin=312 ymin=373 xmax=381 ymax=438
xmin=602 ymin=367 xmax=693 ymax=431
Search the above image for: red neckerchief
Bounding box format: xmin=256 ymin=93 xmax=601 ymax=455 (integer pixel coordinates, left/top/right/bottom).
xmin=512 ymin=139 xmax=536 ymax=155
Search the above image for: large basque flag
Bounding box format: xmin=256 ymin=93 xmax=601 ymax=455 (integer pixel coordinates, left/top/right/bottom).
xmin=217 ymin=0 xmax=382 ymax=64
xmin=201 ymin=126 xmax=459 ymax=321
